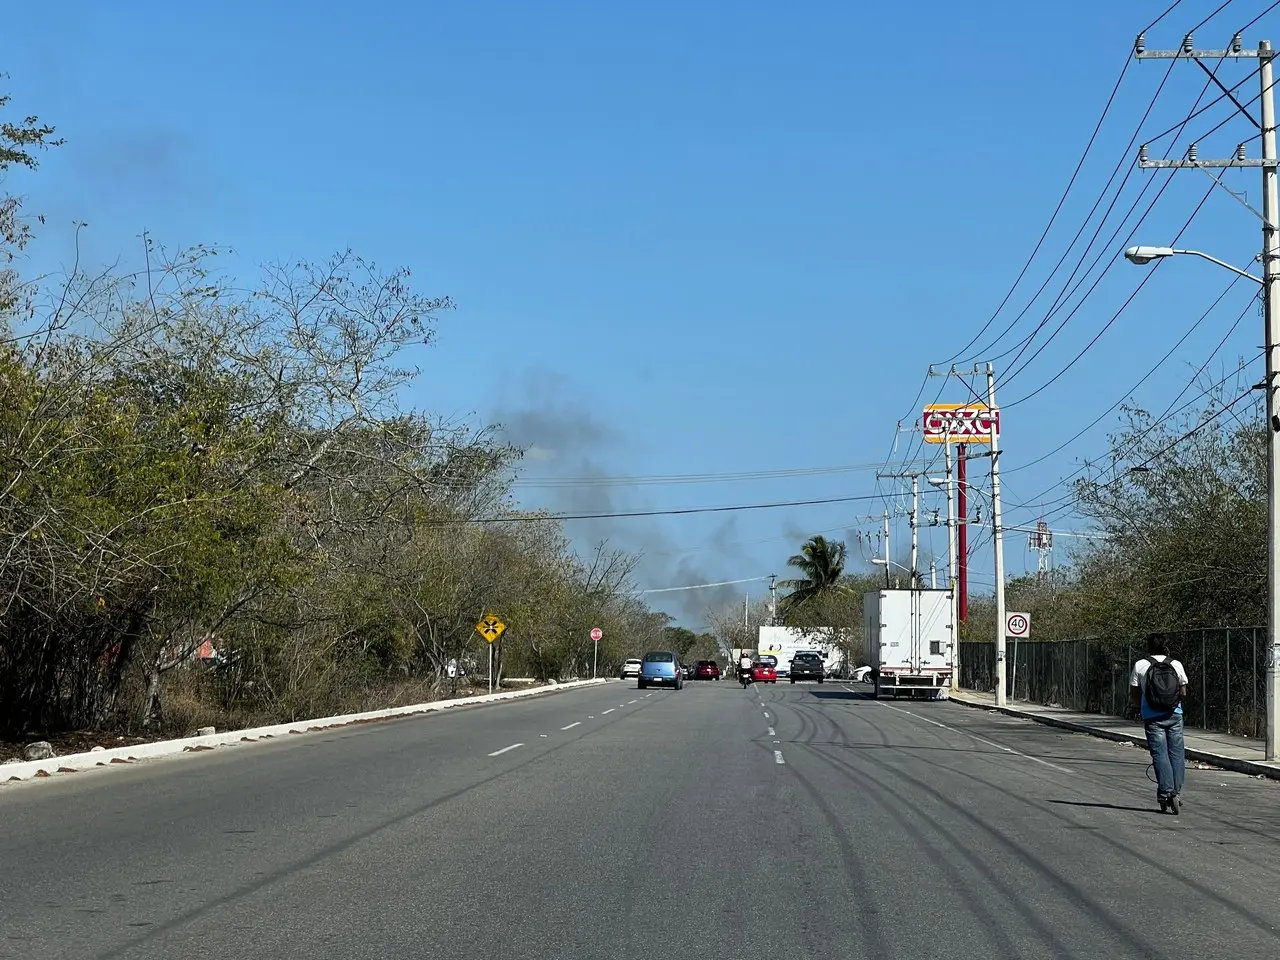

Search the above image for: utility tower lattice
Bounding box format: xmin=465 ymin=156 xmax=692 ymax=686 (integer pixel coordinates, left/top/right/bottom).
xmin=1028 ymin=521 xmax=1053 ymax=580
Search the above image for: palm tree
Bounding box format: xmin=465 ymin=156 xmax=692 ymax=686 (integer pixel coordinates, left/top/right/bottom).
xmin=778 ymin=535 xmax=847 ymax=614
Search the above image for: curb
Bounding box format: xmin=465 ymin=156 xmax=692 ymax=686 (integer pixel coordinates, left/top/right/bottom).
xmin=2 ymin=678 xmax=614 ymax=785
xmin=950 ymin=692 xmax=1280 ymax=782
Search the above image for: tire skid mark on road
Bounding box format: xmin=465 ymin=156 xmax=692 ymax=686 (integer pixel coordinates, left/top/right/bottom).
xmin=792 ymin=692 xmax=1280 ymax=940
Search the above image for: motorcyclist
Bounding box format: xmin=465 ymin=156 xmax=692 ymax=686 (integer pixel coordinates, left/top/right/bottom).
xmin=738 ymin=651 xmax=754 ymax=684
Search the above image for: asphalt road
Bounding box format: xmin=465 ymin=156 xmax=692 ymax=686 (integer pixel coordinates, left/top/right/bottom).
xmin=3 ymin=678 xmax=1279 ymax=959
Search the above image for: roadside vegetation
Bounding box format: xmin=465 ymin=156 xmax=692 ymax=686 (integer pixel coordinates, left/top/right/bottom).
xmin=0 ymin=93 xmax=678 ymax=746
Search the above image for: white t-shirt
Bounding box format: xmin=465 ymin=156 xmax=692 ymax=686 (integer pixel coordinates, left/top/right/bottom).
xmin=1130 ymin=655 xmax=1189 ymax=719
xmin=739 ymin=656 xmax=753 ymax=670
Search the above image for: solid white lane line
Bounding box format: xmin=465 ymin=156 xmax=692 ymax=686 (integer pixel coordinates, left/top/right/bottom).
xmin=561 ymin=722 xmax=581 ymax=730
xmin=488 ymin=743 xmax=524 ymax=757
xmin=869 ymin=695 xmax=1071 ymax=774
xmin=602 ymin=708 xmax=615 ymax=715
xmin=774 ymin=750 xmax=786 ymax=764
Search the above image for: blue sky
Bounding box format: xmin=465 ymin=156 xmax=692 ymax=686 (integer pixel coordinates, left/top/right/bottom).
xmin=3 ymin=1 xmax=1273 ymax=623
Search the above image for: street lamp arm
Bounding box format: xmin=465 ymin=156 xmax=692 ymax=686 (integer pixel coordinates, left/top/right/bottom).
xmin=870 ymin=557 xmax=912 ymax=574
xmin=1124 ymin=244 xmax=1263 ymax=284
xmin=1174 ymin=248 xmax=1265 ymax=285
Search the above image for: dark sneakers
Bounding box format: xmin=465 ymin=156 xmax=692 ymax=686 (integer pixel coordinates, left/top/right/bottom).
xmin=1159 ymin=795 xmax=1182 ymax=815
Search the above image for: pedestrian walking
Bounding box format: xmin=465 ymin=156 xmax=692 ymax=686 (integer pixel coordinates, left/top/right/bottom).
xmin=1130 ymin=637 xmax=1189 ymax=814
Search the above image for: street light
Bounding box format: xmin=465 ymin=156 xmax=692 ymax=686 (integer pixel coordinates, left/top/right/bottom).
xmin=1124 ymin=240 xmax=1276 ymax=759
xmin=1123 ymin=245 xmax=1264 ymax=284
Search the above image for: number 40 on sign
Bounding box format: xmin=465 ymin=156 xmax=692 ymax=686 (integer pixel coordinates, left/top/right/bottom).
xmin=1005 ymin=612 xmax=1031 ymax=638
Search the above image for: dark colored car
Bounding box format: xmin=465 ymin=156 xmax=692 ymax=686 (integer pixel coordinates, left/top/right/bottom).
xmin=638 ymin=650 xmax=684 ymax=690
xmin=694 ymin=659 xmax=721 ymax=681
xmin=789 ymin=652 xmax=825 ymax=684
xmin=751 ymin=661 xmax=777 ymax=683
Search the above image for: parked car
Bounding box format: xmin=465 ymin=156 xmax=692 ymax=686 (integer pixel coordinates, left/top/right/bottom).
xmin=789 ymin=651 xmax=825 ymax=684
xmin=751 ymin=660 xmax=777 ymax=684
xmin=620 ymin=658 xmax=643 ymax=680
xmin=694 ymin=659 xmax=721 ymax=681
xmin=638 ymin=650 xmax=684 ymax=690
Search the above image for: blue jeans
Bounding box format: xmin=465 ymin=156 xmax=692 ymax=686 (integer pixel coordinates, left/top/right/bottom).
xmin=1144 ymin=713 xmax=1186 ymax=801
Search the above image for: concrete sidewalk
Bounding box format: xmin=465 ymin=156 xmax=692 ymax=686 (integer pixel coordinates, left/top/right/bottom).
xmin=952 ymin=688 xmax=1280 ymax=781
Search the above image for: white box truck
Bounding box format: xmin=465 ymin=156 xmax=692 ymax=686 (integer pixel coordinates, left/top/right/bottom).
xmin=758 ymin=626 xmax=846 ymax=678
xmin=863 ymin=588 xmax=953 ymax=699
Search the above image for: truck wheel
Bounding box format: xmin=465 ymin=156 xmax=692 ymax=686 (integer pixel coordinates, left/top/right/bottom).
xmin=872 ymin=675 xmax=881 ymax=700
xmin=818 ymin=677 xmax=824 ymax=684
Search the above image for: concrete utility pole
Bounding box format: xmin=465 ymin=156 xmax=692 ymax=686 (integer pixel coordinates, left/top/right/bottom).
xmin=911 ymin=475 xmax=919 ymax=588
xmin=987 ymin=363 xmax=1008 ymax=706
xmin=768 ymin=574 xmax=778 ymax=624
xmin=1132 ymin=31 xmax=1280 ymax=759
xmin=879 ymin=512 xmax=889 ymax=588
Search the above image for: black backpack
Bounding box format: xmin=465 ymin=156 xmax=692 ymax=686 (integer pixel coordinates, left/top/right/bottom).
xmin=1144 ymin=656 xmax=1181 ymax=711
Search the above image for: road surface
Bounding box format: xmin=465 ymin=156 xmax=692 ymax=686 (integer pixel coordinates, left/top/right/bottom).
xmin=2 ymin=680 xmax=1278 ymax=959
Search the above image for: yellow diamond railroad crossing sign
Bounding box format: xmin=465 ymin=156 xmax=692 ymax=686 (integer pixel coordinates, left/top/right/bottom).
xmin=475 ymin=613 xmax=506 ymax=644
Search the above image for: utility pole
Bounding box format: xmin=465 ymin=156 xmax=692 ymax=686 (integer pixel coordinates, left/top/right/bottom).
xmin=1133 ymin=32 xmax=1280 ymax=758
xmin=987 ymin=363 xmax=1008 ymax=705
xmin=882 ymin=512 xmax=891 ymax=588
xmin=943 ymin=427 xmax=960 ymax=691
xmin=929 ymin=559 xmax=936 ymax=589
xmin=768 ymin=574 xmax=778 ymax=624
xmin=910 ymin=474 xmax=920 ymax=588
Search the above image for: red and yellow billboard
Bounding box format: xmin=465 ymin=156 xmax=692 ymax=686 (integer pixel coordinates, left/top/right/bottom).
xmin=922 ymin=404 xmax=1000 ymax=444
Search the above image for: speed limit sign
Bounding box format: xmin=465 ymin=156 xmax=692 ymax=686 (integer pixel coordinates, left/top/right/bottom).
xmin=1005 ymin=612 xmax=1031 ymax=638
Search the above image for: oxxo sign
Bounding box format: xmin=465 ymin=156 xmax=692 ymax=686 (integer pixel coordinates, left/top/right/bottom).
xmin=922 ymin=404 xmax=1001 ymax=444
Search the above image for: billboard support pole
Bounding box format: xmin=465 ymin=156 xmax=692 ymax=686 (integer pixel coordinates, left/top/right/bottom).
xmin=957 ymin=444 xmax=968 ymax=625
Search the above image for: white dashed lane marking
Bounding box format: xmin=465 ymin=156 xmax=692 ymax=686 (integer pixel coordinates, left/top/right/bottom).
xmin=489 ymin=743 xmax=523 ymax=757
xmin=561 ymin=722 xmax=581 ymax=730
xmin=774 ymin=750 xmax=785 ymax=764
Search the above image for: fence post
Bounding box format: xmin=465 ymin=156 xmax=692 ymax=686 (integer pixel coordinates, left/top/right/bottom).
xmin=1226 ymin=628 xmax=1232 ymax=736
xmin=1254 ymin=627 xmax=1260 ymax=740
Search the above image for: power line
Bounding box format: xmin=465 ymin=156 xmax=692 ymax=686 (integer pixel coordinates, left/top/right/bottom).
xmin=965 ymin=58 xmax=1182 ymax=367
xmin=1000 ymin=179 xmax=1218 ymax=405
xmin=1003 ymin=273 xmax=1250 ymax=475
xmin=443 ymin=492 xmax=895 ymax=525
xmin=508 ymin=460 xmax=925 ymax=488
xmin=933 ymin=53 xmax=1136 ymax=367
xmin=992 ymin=20 xmax=1254 ymax=394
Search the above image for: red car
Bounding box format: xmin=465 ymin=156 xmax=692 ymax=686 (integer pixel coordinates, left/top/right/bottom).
xmin=751 ymin=661 xmax=777 ymax=683
xmin=694 ymin=659 xmax=721 ymax=680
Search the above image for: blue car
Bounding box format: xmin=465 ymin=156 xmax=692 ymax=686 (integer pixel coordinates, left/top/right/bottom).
xmin=637 ymin=650 xmax=684 ymax=690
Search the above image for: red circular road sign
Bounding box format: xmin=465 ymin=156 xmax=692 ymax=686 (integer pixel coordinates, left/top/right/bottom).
xmin=590 ymin=627 xmax=603 ymax=642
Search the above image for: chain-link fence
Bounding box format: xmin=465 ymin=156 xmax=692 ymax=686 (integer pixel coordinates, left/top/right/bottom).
xmin=959 ymin=627 xmax=1267 ymax=739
